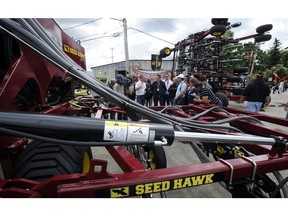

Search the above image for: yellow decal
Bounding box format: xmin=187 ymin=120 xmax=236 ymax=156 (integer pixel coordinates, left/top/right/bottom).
xmin=135 ymin=174 xmax=214 ymax=195
xmin=103 ymin=121 xmax=128 ymax=141
xmin=217 ymin=145 xmax=225 ymax=154
xmin=110 ymin=187 xmax=129 ymax=198
xmin=63 ymin=44 xmax=85 ymax=58
xmin=106 ymin=121 xmax=127 ymax=127
xmin=234 ymin=149 xmax=245 ymax=157
xmin=135 ymin=181 xmax=170 ymax=195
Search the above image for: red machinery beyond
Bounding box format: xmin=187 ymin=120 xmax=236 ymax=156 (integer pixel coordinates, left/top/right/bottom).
xmin=0 ymin=18 xmax=288 ymax=198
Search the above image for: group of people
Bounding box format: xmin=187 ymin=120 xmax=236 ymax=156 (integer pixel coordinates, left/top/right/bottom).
xmin=135 ymin=73 xmax=175 ymax=106
xmin=271 ymin=80 xmax=288 ymax=94
xmin=107 ymin=73 xmax=223 ymax=107
xmin=106 ymin=72 xmax=287 ymax=118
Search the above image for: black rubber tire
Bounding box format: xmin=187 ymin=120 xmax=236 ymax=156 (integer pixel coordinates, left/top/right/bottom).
xmin=211 ymin=18 xmax=228 ymax=26
xmin=147 ymin=146 xmax=167 ymax=169
xmin=255 ymin=34 xmax=272 ymax=43
xmin=233 ymin=67 xmax=248 ymax=74
xmin=227 ymin=76 xmax=241 ymax=82
xmin=159 ymin=47 xmax=171 ymax=58
xmin=209 ymin=25 xmax=226 ymax=36
xmin=12 ymin=140 xmax=92 ymax=182
xmin=215 ymin=91 xmax=229 ymax=107
xmin=256 ymin=24 xmax=273 ymax=34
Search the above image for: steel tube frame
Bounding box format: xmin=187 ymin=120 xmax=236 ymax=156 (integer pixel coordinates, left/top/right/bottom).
xmin=174 ymin=131 xmax=275 ymax=145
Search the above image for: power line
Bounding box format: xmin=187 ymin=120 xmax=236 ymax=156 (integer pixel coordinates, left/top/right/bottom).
xmin=128 ymin=26 xmax=175 ymax=45
xmin=81 ymin=32 xmax=121 ymax=43
xmin=63 ymin=18 xmax=102 ymax=31
xmin=152 ymin=18 xmax=176 ymax=30
xmin=75 ymin=32 xmax=107 ymax=40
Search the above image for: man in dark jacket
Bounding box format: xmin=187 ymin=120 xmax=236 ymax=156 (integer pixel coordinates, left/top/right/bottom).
xmin=241 ymin=73 xmax=271 ymax=113
xmin=151 ymin=74 xmax=166 ymax=106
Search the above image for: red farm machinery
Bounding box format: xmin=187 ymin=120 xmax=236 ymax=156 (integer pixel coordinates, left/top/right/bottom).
xmin=158 ymin=18 xmax=273 ymax=105
xmin=0 ymin=18 xmax=288 ymax=198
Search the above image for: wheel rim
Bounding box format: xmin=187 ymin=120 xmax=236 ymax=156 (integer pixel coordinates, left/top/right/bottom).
xmin=82 ymin=151 xmax=90 ymax=174
xmin=212 ymin=32 xmax=223 ymax=36
xmin=165 ymin=48 xmax=171 ymax=55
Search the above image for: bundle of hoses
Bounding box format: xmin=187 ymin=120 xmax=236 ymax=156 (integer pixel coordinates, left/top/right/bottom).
xmin=0 ymin=18 xmax=246 ymax=134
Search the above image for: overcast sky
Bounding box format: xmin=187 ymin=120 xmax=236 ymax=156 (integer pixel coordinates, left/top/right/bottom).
xmin=54 ymin=18 xmax=288 ymax=71
xmin=3 ymin=0 xmax=288 ymax=72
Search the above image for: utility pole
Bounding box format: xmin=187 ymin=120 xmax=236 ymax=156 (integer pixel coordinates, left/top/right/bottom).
xmin=123 ymin=18 xmax=130 ymax=74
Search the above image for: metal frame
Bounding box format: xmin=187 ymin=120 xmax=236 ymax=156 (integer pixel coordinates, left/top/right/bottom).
xmin=1 ymin=103 xmax=288 ymax=198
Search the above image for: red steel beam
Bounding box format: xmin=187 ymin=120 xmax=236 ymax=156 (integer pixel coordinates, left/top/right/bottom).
xmin=55 ymin=153 xmax=288 ymax=198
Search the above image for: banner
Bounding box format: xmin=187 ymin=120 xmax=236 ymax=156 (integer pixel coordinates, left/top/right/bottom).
xmin=133 ymin=69 xmax=172 ymax=81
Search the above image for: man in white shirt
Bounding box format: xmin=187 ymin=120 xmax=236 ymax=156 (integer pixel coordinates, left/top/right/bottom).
xmin=135 ymin=74 xmax=146 ymax=105
xmin=174 ymin=74 xmax=187 ymax=105
xmin=163 ymin=73 xmax=173 ymax=105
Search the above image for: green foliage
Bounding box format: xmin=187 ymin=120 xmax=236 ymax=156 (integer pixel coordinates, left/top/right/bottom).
xmin=264 ymin=64 xmax=288 ymax=80
xmin=222 ymin=41 xmax=256 ymax=73
xmin=222 ymin=33 xmax=288 ymax=80
xmin=267 ymin=38 xmax=282 ymax=68
xmin=223 ymin=30 xmax=234 ymax=39
xmin=281 ymin=50 xmax=288 ymax=67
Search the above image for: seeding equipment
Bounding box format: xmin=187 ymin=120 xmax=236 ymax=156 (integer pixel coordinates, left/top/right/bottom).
xmin=0 ymin=18 xmax=288 ymax=198
xmin=159 ymin=18 xmax=273 ymax=104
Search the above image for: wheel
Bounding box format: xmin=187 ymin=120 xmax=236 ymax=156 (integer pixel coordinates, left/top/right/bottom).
xmin=147 ymin=146 xmax=167 ymax=170
xmin=126 ymin=145 xmax=167 ymax=198
xmin=12 ymin=140 xmax=92 ymax=181
xmin=211 ymin=18 xmax=228 ymax=26
xmin=159 ymin=47 xmax=171 ymax=58
xmin=255 ymin=34 xmax=272 ymax=43
xmin=215 ymin=91 xmax=229 ymax=107
xmin=256 ymin=24 xmax=273 ymax=34
xmin=233 ymin=67 xmax=248 ymax=74
xmin=146 ymin=146 xmax=167 ymax=198
xmin=209 ymin=25 xmax=226 ymax=37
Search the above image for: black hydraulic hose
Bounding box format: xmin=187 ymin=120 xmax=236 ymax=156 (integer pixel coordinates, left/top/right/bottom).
xmin=0 ymin=19 xmax=140 ymax=121
xmin=271 ymin=175 xmax=288 ymax=198
xmin=159 ymin=105 xmax=181 ymax=113
xmin=189 ymin=106 xmax=235 ymax=120
xmin=0 ymin=127 xmax=156 ymax=147
xmin=14 ymin=19 xmax=39 ymax=37
xmin=273 ymin=171 xmax=288 ymax=198
xmin=212 ymin=116 xmax=264 ymax=125
xmin=28 ymin=19 xmax=83 ymax=69
xmin=159 ymin=105 xmax=246 ymax=132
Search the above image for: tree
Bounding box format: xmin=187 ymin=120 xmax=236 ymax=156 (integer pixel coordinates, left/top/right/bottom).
xmin=254 ymin=49 xmax=269 ymax=72
xmin=267 ymin=38 xmax=282 ymax=68
xmin=223 ymin=29 xmax=234 ymax=39
xmin=281 ymin=49 xmax=288 ymax=67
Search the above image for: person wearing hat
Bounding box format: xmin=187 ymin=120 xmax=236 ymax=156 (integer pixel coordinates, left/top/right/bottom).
xmin=241 ymin=73 xmax=271 ymax=113
xmin=174 ymin=74 xmax=187 ymax=105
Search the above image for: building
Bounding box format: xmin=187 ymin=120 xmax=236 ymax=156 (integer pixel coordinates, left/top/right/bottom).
xmin=91 ymin=59 xmax=174 ymax=81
